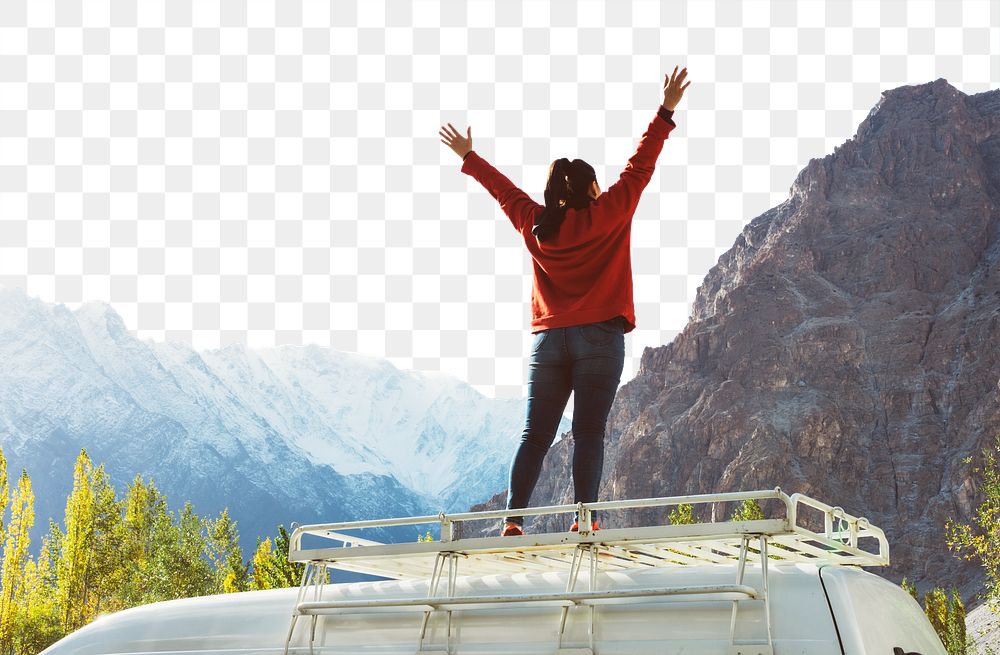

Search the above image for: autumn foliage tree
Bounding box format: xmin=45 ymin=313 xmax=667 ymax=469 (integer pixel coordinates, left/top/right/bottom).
xmin=0 ymin=471 xmax=33 ymax=651
xmin=901 ymin=579 xmax=968 ymax=655
xmin=56 ymin=451 xmax=97 ymax=633
xmin=0 ymin=449 xmax=301 ymax=654
xmin=250 ymin=525 xmax=307 ymax=591
xmin=946 ymin=435 xmax=1000 ymax=611
xmin=731 ymin=498 xmax=765 ymax=522
xmin=667 ymin=503 xmax=695 ymax=525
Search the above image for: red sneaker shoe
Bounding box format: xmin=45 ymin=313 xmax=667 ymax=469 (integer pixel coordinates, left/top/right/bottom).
xmin=500 ymin=521 xmax=524 ymax=537
xmin=569 ymin=520 xmax=600 ymax=532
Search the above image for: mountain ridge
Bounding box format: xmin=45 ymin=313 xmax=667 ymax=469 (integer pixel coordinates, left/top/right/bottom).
xmin=0 ymin=285 xmax=568 ymax=552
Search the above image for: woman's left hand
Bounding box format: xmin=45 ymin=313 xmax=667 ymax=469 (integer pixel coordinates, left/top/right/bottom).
xmin=439 ymin=122 xmax=472 ymax=160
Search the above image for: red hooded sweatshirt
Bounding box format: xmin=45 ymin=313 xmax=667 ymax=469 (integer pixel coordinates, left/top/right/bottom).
xmin=460 ymin=106 xmax=677 ymax=334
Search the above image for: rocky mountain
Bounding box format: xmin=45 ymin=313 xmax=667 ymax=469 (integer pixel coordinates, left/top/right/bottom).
xmin=497 ymin=78 xmax=1000 ymax=595
xmin=0 ymin=287 xmax=568 ymax=552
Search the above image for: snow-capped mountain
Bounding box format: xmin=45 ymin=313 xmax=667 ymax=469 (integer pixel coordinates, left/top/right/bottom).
xmin=0 ymin=286 xmax=570 ymax=550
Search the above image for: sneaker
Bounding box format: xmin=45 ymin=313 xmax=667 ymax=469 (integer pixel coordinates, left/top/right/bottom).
xmin=500 ymin=521 xmax=524 ymax=537
xmin=569 ymin=520 xmax=600 ymax=532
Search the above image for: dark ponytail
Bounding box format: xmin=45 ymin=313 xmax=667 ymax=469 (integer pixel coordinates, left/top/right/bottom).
xmin=532 ymin=158 xmax=597 ymax=242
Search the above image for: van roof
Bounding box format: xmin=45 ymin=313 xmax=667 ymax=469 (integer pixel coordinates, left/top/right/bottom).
xmin=41 ymin=493 xmax=910 ymax=655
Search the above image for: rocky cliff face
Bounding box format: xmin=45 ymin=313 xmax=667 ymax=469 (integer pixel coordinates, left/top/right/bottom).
xmin=502 ymin=79 xmax=1000 ymax=593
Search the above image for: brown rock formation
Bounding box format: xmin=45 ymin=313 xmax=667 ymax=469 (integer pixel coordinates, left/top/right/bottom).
xmin=487 ymin=79 xmax=1000 ymax=595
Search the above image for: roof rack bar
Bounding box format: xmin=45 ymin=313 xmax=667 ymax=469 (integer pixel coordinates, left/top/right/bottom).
xmin=296 ymin=584 xmax=759 ymax=615
xmin=290 ymin=489 xmax=793 ymax=550
xmin=291 ymin=519 xmax=792 ymax=563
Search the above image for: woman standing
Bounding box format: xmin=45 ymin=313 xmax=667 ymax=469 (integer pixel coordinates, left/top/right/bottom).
xmin=440 ymin=67 xmax=690 ymax=536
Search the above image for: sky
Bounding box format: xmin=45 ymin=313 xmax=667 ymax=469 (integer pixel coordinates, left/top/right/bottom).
xmin=0 ymin=0 xmax=995 ymax=419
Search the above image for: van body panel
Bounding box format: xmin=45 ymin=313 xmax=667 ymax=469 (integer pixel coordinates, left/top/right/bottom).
xmin=42 ymin=564 xmax=851 ymax=655
xmin=819 ymin=566 xmax=946 ymax=655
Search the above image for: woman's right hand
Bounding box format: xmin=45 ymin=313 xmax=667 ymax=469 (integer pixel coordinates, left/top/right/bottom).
xmin=439 ymin=122 xmax=473 ymax=160
xmin=662 ymin=66 xmax=690 ymax=111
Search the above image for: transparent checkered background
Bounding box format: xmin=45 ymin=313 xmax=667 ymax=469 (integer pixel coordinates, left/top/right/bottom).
xmin=0 ymin=0 xmax=996 ymax=413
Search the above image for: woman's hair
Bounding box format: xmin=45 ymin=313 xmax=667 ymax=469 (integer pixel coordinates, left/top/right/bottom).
xmin=532 ymin=158 xmax=597 ymax=242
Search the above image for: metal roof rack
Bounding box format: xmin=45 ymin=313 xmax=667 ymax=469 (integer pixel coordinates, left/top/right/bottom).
xmin=288 ymin=488 xmax=888 ymax=580
xmin=283 ymin=489 xmax=888 ymax=655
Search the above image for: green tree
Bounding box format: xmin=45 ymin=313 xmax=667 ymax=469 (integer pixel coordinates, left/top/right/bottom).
xmin=57 ymin=450 xmax=98 ymax=633
xmin=901 ymin=576 xmax=919 ymax=601
xmin=14 ymin=528 xmax=62 ymax=655
xmin=86 ymin=464 xmax=124 ymax=616
xmin=41 ymin=519 xmax=64 ymax=591
xmin=668 ymin=503 xmax=695 ymax=525
xmin=905 ymin=584 xmax=968 ymax=655
xmin=250 ymin=537 xmax=283 ymax=590
xmin=946 ymin=435 xmax=1000 ymax=610
xmin=156 ymin=502 xmax=214 ymax=599
xmin=945 ymin=587 xmax=966 ymax=655
xmin=731 ymin=499 xmax=765 ymax=521
xmin=249 ymin=525 xmax=307 ymax=590
xmin=923 ymin=587 xmax=948 ymax=643
xmin=0 ymin=470 xmax=34 ymax=651
xmin=273 ymin=525 xmax=305 ymax=587
xmin=206 ymin=509 xmax=248 ymax=593
xmin=117 ymin=475 xmax=173 ymax=605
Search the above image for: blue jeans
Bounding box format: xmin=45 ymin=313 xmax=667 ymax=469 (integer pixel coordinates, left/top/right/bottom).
xmin=504 ymin=316 xmax=626 ymax=526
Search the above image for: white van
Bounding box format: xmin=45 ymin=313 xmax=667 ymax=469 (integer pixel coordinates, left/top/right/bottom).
xmin=41 ymin=490 xmax=946 ymax=655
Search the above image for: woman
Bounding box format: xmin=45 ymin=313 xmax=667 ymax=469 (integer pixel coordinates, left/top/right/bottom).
xmin=439 ymin=67 xmax=690 ymax=536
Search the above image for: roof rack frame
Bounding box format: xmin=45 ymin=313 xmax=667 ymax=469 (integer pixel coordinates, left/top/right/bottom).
xmin=282 ymin=489 xmax=887 ymax=655
xmin=288 ymin=488 xmax=889 ymax=578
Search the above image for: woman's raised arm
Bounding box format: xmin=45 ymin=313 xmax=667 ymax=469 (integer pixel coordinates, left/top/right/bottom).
xmin=441 ymin=122 xmax=542 ymax=232
xmin=600 ymin=67 xmax=690 ymax=223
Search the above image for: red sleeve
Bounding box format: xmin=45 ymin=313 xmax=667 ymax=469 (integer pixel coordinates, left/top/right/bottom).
xmin=460 ymin=151 xmax=542 ymax=232
xmin=600 ymin=109 xmax=677 ymax=223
